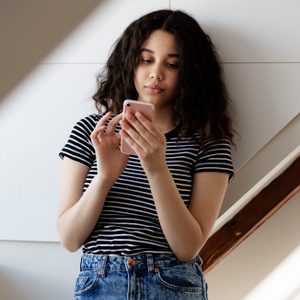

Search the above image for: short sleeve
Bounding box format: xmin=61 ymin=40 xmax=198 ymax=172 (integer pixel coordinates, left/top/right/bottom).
xmin=195 ymin=138 xmax=234 ymax=181
xmin=59 ymin=114 xmax=100 ymax=167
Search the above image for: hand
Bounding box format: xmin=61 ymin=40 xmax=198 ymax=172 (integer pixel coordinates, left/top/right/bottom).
xmin=119 ymin=111 xmax=167 ymax=174
xmin=90 ymin=112 xmax=129 ymax=184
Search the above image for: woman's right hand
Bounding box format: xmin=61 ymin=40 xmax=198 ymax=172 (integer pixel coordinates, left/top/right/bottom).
xmin=90 ymin=112 xmax=129 ymax=184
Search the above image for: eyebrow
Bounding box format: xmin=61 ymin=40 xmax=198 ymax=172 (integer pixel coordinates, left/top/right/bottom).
xmin=140 ymin=48 xmax=179 ymax=58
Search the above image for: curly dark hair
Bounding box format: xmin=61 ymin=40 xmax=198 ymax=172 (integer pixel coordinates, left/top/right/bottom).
xmin=92 ymin=9 xmax=234 ymax=142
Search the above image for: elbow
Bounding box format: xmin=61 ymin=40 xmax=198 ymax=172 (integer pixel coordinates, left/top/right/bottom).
xmin=58 ymin=230 xmax=82 ymax=252
xmin=175 ymin=250 xmax=201 ymax=263
xmin=57 ymin=222 xmax=82 ymax=252
xmin=172 ymin=242 xmax=202 ymax=263
xmin=173 ymin=234 xmax=208 ymax=263
xmin=59 ymin=237 xmax=82 ymax=252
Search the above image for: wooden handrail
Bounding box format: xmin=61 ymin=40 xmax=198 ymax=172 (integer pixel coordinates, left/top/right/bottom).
xmin=200 ymin=156 xmax=300 ymax=273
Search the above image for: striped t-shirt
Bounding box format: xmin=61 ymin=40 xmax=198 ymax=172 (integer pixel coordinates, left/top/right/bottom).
xmin=59 ymin=114 xmax=234 ymax=255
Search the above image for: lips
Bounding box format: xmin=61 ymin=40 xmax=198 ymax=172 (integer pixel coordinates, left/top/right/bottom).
xmin=145 ymin=84 xmax=164 ymax=94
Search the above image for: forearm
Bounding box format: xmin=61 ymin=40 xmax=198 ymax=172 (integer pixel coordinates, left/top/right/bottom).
xmin=146 ymin=165 xmax=206 ymax=262
xmin=57 ymin=175 xmax=111 ymax=252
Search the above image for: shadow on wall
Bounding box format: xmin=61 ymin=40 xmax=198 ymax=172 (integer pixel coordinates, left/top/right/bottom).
xmin=0 ymin=0 xmax=107 ymax=103
xmin=206 ymin=192 xmax=300 ymax=300
xmin=0 ymin=241 xmax=81 ymax=300
xmin=0 ymin=266 xmax=70 ymax=300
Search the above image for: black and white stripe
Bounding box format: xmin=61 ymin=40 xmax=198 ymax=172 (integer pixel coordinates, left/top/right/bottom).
xmin=59 ymin=114 xmax=234 ymax=255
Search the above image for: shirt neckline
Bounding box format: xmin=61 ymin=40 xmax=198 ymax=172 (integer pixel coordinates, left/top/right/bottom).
xmin=164 ymin=126 xmax=180 ymax=141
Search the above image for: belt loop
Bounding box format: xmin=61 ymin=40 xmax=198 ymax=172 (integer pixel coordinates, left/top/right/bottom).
xmin=98 ymin=255 xmax=107 ymax=277
xmin=146 ymin=254 xmax=154 ymax=275
xmin=197 ymin=254 xmax=203 ymax=266
xmin=79 ymin=255 xmax=84 ymax=271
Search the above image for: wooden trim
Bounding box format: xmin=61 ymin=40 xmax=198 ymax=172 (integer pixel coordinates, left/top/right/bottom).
xmin=200 ymin=156 xmax=300 ymax=274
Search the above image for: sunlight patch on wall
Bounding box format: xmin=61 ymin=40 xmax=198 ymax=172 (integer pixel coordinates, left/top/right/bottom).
xmin=244 ymin=245 xmax=300 ymax=300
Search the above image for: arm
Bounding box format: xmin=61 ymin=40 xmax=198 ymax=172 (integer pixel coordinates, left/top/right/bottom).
xmin=57 ymin=158 xmax=112 ymax=252
xmin=120 ymin=111 xmax=229 ymax=262
xmin=147 ymin=168 xmax=229 ymax=262
xmin=57 ymin=113 xmax=128 ymax=252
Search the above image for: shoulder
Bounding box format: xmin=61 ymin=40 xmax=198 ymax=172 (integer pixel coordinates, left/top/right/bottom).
xmin=72 ymin=113 xmax=119 ymax=136
xmin=193 ymin=135 xmax=234 ymax=180
xmin=196 ymin=136 xmax=232 ymax=163
xmin=200 ymin=137 xmax=232 ymax=153
xmin=181 ymin=130 xmax=232 ymax=153
xmin=59 ymin=114 xmax=103 ymax=167
xmin=74 ymin=114 xmax=101 ymax=131
xmin=69 ymin=113 xmax=105 ymax=137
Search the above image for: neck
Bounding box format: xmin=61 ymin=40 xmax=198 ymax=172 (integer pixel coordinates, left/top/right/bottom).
xmin=154 ymin=106 xmax=176 ymax=133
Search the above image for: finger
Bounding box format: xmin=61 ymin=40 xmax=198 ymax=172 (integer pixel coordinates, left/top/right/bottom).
xmin=96 ymin=112 xmax=112 ymax=128
xmin=120 ymin=119 xmax=151 ymax=151
xmin=125 ymin=112 xmax=148 ymax=138
xmin=91 ymin=126 xmax=106 ymax=146
xmin=123 ymin=112 xmax=163 ymax=150
xmin=91 ymin=112 xmax=112 ymax=143
xmin=106 ymin=113 xmax=123 ymax=135
xmin=120 ymin=129 xmax=144 ymax=153
xmin=135 ymin=112 xmax=165 ymax=142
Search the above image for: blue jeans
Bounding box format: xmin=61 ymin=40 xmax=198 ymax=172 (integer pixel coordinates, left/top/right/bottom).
xmin=73 ymin=253 xmax=208 ymax=300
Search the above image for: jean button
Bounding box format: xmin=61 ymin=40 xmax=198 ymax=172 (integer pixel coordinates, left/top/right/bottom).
xmin=127 ymin=258 xmax=135 ymax=266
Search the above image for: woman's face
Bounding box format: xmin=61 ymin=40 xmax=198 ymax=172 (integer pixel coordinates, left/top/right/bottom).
xmin=134 ymin=30 xmax=180 ymax=110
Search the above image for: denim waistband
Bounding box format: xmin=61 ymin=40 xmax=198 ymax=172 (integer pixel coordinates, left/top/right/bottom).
xmin=80 ymin=253 xmax=202 ymax=276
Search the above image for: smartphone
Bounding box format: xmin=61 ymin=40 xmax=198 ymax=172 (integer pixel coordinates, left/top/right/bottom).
xmin=120 ymin=99 xmax=155 ymax=155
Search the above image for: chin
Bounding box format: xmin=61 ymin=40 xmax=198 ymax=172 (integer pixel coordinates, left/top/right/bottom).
xmin=140 ymin=95 xmax=162 ymax=104
xmin=138 ymin=97 xmax=153 ymax=104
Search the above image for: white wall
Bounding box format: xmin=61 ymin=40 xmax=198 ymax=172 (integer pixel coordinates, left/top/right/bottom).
xmin=172 ymin=0 xmax=300 ymax=169
xmin=0 ymin=0 xmax=170 ymax=242
xmin=0 ymin=0 xmax=104 ymax=101
xmin=1 ymin=0 xmax=300 ymax=299
xmin=0 ymin=241 xmax=81 ymax=300
xmin=221 ymin=112 xmax=300 ymax=213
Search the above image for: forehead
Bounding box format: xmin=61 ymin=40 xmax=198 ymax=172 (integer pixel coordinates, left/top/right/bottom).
xmin=141 ymin=30 xmax=178 ymax=54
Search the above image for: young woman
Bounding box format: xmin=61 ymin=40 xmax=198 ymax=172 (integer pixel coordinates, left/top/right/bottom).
xmin=58 ymin=9 xmax=234 ymax=300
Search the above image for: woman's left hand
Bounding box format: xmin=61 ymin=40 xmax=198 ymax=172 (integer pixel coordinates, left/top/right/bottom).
xmin=119 ymin=111 xmax=167 ymax=174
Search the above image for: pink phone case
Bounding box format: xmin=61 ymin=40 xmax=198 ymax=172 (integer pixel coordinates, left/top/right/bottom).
xmin=120 ymin=100 xmax=154 ymax=155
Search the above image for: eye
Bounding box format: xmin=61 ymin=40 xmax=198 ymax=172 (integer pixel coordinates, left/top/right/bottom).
xmin=140 ymin=58 xmax=152 ymax=64
xmin=166 ymin=62 xmax=179 ymax=69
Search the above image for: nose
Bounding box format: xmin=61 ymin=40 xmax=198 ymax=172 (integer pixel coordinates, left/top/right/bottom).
xmin=149 ymin=65 xmax=164 ymax=81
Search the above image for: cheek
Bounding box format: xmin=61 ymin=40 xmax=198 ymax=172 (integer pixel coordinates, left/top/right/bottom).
xmin=167 ymin=75 xmax=180 ymax=99
xmin=168 ymin=73 xmax=179 ymax=88
xmin=134 ymin=69 xmax=144 ymax=88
